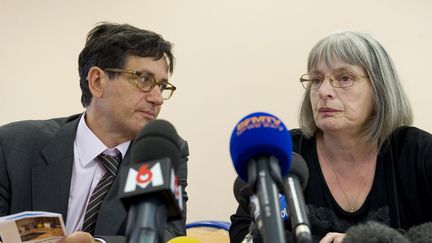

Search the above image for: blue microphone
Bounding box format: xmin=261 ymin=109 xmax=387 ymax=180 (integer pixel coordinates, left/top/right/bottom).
xmin=230 ymin=112 xmax=292 ymax=243
xmin=230 ymin=112 xmax=292 ymax=181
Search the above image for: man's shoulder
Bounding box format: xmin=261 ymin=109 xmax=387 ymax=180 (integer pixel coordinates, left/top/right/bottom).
xmin=0 ymin=114 xmax=81 ymax=143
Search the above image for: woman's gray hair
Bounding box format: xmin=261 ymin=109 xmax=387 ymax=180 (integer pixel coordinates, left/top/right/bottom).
xmin=299 ymin=31 xmax=413 ymax=148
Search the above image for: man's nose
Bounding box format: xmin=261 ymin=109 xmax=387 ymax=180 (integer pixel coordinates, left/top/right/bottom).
xmin=146 ymin=86 xmax=164 ymax=105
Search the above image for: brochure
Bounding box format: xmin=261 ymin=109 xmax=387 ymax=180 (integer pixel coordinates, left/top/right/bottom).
xmin=0 ymin=211 xmax=66 ymax=243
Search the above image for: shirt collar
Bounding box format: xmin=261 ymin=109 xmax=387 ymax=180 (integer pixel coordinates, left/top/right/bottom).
xmin=75 ymin=113 xmax=130 ymax=167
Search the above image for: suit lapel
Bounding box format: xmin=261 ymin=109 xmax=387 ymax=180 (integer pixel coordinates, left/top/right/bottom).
xmin=32 ymin=115 xmax=80 ymax=220
xmin=31 ymin=113 xmax=133 ymax=234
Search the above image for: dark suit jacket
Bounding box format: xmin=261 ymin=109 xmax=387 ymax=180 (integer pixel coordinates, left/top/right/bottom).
xmin=0 ymin=114 xmax=189 ymax=243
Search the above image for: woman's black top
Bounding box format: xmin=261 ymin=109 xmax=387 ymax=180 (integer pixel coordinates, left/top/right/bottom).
xmin=229 ymin=126 xmax=432 ymax=242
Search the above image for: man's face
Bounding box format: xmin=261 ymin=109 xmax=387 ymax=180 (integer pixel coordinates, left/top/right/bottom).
xmin=97 ymin=55 xmax=168 ymax=140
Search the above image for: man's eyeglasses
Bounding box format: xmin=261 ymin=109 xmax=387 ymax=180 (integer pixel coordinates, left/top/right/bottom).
xmin=104 ymin=68 xmax=176 ymax=100
xmin=300 ymin=72 xmax=368 ymax=90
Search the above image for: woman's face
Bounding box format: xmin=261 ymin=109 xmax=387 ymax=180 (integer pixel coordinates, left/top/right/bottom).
xmin=309 ymin=60 xmax=374 ymax=135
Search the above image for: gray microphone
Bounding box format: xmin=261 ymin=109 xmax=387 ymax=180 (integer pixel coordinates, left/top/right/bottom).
xmin=284 ymin=152 xmax=312 ymax=243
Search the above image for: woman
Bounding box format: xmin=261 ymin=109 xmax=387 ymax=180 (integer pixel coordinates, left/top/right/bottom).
xmin=229 ymin=31 xmax=432 ymax=243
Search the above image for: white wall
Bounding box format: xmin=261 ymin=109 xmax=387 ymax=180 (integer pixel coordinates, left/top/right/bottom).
xmin=1 ymin=0 xmax=431 ymax=223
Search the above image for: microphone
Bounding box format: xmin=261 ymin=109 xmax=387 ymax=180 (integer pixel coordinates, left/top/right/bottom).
xmin=118 ymin=119 xmax=183 ymax=243
xmin=233 ymin=177 xmax=260 ymax=243
xmin=405 ymin=222 xmax=432 ymax=243
xmin=167 ymin=236 xmax=202 ymax=243
xmin=233 ymin=177 xmax=289 ymax=243
xmin=230 ymin=112 xmax=292 ymax=243
xmin=284 ymin=152 xmax=312 ymax=243
xmin=234 ymin=177 xmax=289 ymax=243
xmin=343 ymin=221 xmax=409 ymax=243
xmin=233 ymin=177 xmax=264 ymax=224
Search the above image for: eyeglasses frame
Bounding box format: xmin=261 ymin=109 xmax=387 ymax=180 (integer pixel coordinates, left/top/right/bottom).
xmin=300 ymin=72 xmax=368 ymax=90
xmin=104 ymin=68 xmax=176 ymax=100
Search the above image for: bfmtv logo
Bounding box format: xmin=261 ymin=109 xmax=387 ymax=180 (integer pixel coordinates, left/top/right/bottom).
xmin=123 ymin=161 xmax=181 ymax=203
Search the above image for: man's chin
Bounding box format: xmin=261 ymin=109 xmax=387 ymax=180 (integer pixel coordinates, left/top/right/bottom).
xmin=134 ymin=120 xmax=151 ymax=133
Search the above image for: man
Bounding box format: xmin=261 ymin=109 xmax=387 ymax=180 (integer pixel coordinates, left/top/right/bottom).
xmin=0 ymin=22 xmax=189 ymax=243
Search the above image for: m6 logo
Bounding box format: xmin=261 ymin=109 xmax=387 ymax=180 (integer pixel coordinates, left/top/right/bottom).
xmin=123 ymin=162 xmax=164 ymax=193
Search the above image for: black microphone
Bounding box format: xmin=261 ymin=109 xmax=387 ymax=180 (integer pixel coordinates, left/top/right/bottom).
xmin=118 ymin=119 xmax=183 ymax=243
xmin=233 ymin=177 xmax=249 ymax=206
xmin=233 ymin=177 xmax=263 ymax=228
xmin=405 ymin=222 xmax=432 ymax=243
xmin=233 ymin=177 xmax=261 ymax=243
xmin=284 ymin=152 xmax=312 ymax=243
xmin=343 ymin=221 xmax=409 ymax=243
xmin=233 ymin=177 xmax=290 ymax=243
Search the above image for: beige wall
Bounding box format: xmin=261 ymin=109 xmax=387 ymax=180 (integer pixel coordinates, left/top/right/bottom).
xmin=1 ymin=0 xmax=431 ymax=224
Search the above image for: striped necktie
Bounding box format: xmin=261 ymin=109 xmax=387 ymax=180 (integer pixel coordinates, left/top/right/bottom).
xmin=82 ymin=149 xmax=121 ymax=234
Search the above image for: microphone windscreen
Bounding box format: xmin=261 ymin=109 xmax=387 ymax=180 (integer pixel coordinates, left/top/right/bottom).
xmin=167 ymin=236 xmax=202 ymax=243
xmin=131 ymin=119 xmax=180 ymax=171
xmin=405 ymin=222 xmax=432 ymax=243
xmin=290 ymin=152 xmax=309 ymax=190
xmin=230 ymin=112 xmax=292 ymax=181
xmin=119 ymin=119 xmax=183 ymax=219
xmin=233 ymin=177 xmax=249 ymax=204
xmin=343 ymin=221 xmax=409 ymax=243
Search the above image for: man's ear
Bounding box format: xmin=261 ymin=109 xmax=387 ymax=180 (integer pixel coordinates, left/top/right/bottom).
xmin=87 ymin=66 xmax=107 ymax=98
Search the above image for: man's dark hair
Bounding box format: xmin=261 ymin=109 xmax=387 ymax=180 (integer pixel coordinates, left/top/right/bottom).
xmin=78 ymin=22 xmax=175 ymax=107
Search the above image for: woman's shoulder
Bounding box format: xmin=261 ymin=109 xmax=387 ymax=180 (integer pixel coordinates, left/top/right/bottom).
xmin=289 ymin=128 xmax=315 ymax=153
xmin=289 ymin=128 xmax=315 ymax=142
xmin=385 ymin=126 xmax=432 ymax=172
xmin=389 ymin=126 xmax=432 ymax=146
xmin=290 ymin=128 xmax=309 ymax=139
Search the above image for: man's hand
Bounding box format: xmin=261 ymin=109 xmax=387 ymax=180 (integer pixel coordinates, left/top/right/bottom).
xmin=57 ymin=231 xmax=99 ymax=243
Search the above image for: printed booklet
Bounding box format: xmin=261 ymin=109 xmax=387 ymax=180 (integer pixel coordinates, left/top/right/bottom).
xmin=0 ymin=211 xmax=66 ymax=243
